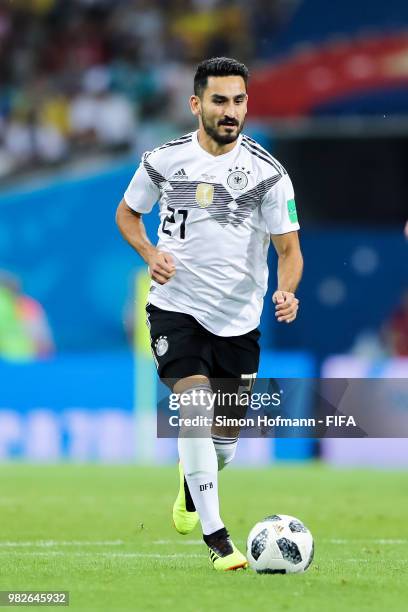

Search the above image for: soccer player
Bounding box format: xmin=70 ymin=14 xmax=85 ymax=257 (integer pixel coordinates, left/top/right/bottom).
xmin=116 ymin=57 xmax=303 ymax=570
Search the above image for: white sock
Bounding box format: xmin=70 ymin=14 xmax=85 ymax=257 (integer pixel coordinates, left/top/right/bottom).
xmin=177 ymin=384 xmax=224 ymax=536
xmin=212 ymin=434 xmax=238 ymax=471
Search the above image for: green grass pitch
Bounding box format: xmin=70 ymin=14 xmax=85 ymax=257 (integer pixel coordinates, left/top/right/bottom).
xmin=0 ymin=464 xmax=407 ymax=611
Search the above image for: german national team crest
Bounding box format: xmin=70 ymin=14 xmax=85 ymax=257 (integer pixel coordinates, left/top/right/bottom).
xmin=195 ymin=183 xmax=214 ymax=208
xmin=227 ymin=169 xmax=248 ymax=191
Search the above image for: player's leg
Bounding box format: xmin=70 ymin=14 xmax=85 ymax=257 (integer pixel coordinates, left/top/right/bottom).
xmin=211 ymin=432 xmax=239 ymax=471
xmin=147 ymin=304 xmax=248 ymax=569
xmin=192 ymin=329 xmax=259 ymax=570
xmin=180 ymin=329 xmax=259 ymax=570
xmin=167 ymin=367 xmax=248 ymax=569
xmin=172 ymin=369 xmax=247 ymax=569
xmin=174 ymin=374 xmax=223 ymax=536
xmin=163 ymin=363 xmax=215 ymax=537
xmin=211 ymin=380 xmax=242 ymax=471
xmin=183 ymin=330 xmax=259 ymax=569
xmin=211 ymin=327 xmax=260 ymax=470
xmin=147 ymin=305 xmax=229 ymax=548
xmin=147 ymin=305 xmax=205 ymax=534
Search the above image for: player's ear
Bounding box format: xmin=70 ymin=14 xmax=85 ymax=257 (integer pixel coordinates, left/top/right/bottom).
xmin=190 ymin=95 xmax=201 ymax=117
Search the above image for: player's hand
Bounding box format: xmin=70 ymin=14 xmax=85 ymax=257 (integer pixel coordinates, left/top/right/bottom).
xmin=147 ymin=250 xmax=176 ymax=284
xmin=272 ymin=290 xmax=299 ymax=324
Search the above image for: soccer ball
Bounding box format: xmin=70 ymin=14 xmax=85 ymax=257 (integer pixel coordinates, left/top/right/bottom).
xmin=247 ymin=514 xmax=314 ymax=574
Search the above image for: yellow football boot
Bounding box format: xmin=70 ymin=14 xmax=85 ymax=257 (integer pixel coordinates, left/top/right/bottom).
xmin=205 ymin=528 xmax=248 ymax=571
xmin=172 ymin=463 xmax=199 ymax=535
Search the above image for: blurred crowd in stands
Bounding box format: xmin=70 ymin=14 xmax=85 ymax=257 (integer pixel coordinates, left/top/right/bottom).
xmin=0 ymin=0 xmax=294 ymax=179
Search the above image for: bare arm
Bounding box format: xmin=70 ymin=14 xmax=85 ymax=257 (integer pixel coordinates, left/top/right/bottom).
xmin=115 ymin=199 xmax=175 ymax=285
xmin=270 ymin=231 xmax=303 ymax=323
xmin=271 ymin=231 xmax=303 ymax=293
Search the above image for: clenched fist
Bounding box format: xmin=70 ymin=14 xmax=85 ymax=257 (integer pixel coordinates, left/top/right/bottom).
xmin=147 ymin=250 xmax=176 ymax=285
xmin=272 ymin=290 xmax=299 ymax=324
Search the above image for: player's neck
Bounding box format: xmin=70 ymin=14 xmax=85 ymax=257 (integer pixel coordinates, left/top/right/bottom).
xmin=196 ymin=128 xmax=239 ymax=157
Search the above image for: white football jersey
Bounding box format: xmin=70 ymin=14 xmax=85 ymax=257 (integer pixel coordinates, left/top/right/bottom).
xmin=124 ymin=130 xmax=300 ymax=336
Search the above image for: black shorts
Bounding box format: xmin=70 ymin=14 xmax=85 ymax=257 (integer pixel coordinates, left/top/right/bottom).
xmin=146 ymin=303 xmax=260 ymax=383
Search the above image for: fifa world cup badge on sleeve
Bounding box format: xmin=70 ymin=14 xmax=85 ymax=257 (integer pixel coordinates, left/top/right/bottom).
xmin=287 ymin=199 xmax=298 ymax=223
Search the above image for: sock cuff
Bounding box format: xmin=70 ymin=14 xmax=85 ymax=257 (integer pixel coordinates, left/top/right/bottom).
xmin=212 ymin=434 xmax=238 ymax=445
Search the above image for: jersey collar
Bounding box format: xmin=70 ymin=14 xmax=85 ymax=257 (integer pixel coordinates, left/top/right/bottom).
xmin=192 ymin=129 xmax=242 ymax=161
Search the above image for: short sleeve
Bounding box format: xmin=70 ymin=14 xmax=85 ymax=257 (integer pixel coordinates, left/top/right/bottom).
xmin=124 ymin=153 xmax=160 ymax=214
xmin=261 ymin=173 xmax=300 ymax=234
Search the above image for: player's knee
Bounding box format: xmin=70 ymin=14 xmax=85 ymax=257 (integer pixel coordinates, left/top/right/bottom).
xmin=177 ymin=381 xmax=214 ymax=438
xmin=174 ymin=375 xmax=210 ymax=394
xmin=212 ymin=435 xmax=238 ymax=471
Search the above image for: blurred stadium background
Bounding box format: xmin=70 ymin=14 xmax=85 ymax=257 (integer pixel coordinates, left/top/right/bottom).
xmin=0 ymin=0 xmax=407 ymax=467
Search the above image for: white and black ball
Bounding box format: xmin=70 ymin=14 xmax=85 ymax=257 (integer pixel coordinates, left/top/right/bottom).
xmin=247 ymin=514 xmax=314 ymax=574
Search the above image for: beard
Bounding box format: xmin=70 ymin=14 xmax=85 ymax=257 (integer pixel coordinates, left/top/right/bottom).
xmin=201 ymin=112 xmax=244 ymax=145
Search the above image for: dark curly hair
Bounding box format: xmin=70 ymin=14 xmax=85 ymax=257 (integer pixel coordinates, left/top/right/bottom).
xmin=194 ymin=57 xmax=249 ymax=97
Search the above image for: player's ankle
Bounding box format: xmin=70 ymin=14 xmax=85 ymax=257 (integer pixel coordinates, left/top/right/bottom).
xmin=204 ymin=527 xmax=234 ymax=557
xmin=203 ymin=526 xmax=229 ymax=545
